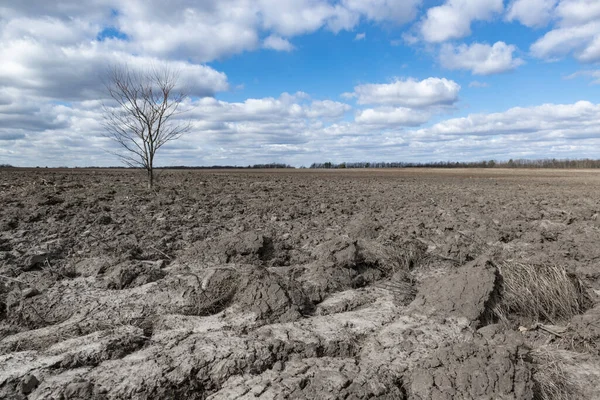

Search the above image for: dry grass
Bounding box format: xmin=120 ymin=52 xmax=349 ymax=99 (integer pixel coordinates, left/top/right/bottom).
xmin=531 ymin=347 xmax=579 ymax=400
xmin=495 ymin=262 xmax=590 ymax=324
xmin=361 ymin=239 xmax=427 ymax=274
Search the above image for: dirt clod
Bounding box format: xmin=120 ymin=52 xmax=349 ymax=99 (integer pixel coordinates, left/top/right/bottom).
xmin=20 ymin=374 xmax=39 ymax=395
xmin=412 ymin=256 xmax=501 ymax=327
xmin=409 ymin=337 xmax=534 ymax=400
xmin=22 ymin=287 xmax=40 ymax=298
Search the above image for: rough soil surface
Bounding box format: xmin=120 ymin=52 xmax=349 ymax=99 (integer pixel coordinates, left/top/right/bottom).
xmin=1 ymin=168 xmax=600 ymax=399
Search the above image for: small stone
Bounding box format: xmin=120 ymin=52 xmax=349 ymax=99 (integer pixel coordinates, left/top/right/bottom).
xmin=97 ymin=214 xmax=112 ymax=225
xmin=272 ymin=361 xmax=284 ymax=372
xmin=64 ymin=380 xmax=94 ymax=398
xmin=22 ymin=288 xmax=40 ymax=298
xmin=24 ymin=252 xmax=48 ymax=270
xmin=20 ymin=374 xmax=39 ymax=395
xmin=250 ymin=383 xmax=269 ymax=396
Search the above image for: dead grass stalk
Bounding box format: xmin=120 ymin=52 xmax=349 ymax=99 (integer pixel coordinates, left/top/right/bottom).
xmin=531 ymin=346 xmax=579 ymax=400
xmin=495 ymin=262 xmax=590 ymax=324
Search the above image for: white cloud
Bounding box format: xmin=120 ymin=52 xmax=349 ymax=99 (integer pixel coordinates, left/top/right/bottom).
xmin=413 ymin=101 xmax=600 ymax=138
xmin=506 ymin=0 xmax=557 ymax=28
xmin=306 ymin=100 xmax=352 ymax=119
xmin=420 ymin=0 xmax=504 ymax=43
xmin=401 ymin=33 xmax=419 ymax=45
xmin=440 ymin=41 xmax=524 ymax=75
xmin=263 ymin=35 xmax=295 ymax=52
xmin=255 ymin=0 xmax=421 ymax=36
xmin=531 ymin=21 xmax=600 ymax=62
xmin=355 ymin=32 xmax=366 ymax=40
xmin=355 ymin=107 xmax=430 ymax=126
xmin=565 ymin=70 xmax=600 ymax=84
xmin=341 ymin=0 xmax=421 ymax=24
xmin=556 ymin=0 xmax=600 ymax=26
xmin=258 ymin=0 xmax=352 ymax=36
xmin=0 ymin=38 xmax=229 ymax=100
xmin=530 ymin=0 xmax=600 ymax=63
xmin=350 ymin=77 xmax=461 ymax=108
xmin=114 ymin=1 xmax=261 ymax=62
xmin=1 ymin=16 xmax=100 ymax=46
xmin=469 ymin=81 xmax=489 ymax=88
xmin=187 ymin=92 xmax=322 ymax=123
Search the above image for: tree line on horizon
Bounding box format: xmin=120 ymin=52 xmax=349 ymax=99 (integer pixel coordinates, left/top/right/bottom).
xmin=4 ymin=159 xmax=600 ymax=170
xmin=308 ymin=159 xmax=600 ymax=169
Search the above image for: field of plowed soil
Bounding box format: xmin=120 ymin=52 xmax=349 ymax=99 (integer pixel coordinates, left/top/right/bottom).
xmin=1 ymin=167 xmax=600 ymax=399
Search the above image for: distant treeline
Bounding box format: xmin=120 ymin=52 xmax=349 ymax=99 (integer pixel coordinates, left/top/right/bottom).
xmin=6 ymin=159 xmax=600 ymax=170
xmin=159 ymin=163 xmax=295 ymax=169
xmin=20 ymin=163 xmax=296 ymax=170
xmin=309 ymin=159 xmax=600 ymax=169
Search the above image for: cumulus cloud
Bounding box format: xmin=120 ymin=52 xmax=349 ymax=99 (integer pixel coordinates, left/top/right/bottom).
xmin=263 ymin=35 xmax=295 ymax=51
xmin=531 ymin=0 xmax=600 ymax=62
xmin=306 ymin=100 xmax=352 ymax=119
xmin=506 ymin=0 xmax=557 ymax=27
xmin=355 ymin=32 xmax=366 ymax=40
xmin=440 ymin=41 xmax=524 ymax=75
xmin=258 ymin=0 xmax=351 ymax=36
xmin=556 ymin=0 xmax=600 ymax=26
xmin=420 ymin=0 xmax=504 ymax=43
xmin=348 ymin=77 xmax=461 ymax=108
xmin=355 ymin=107 xmax=430 ymax=126
xmin=0 ymin=38 xmax=229 ymax=100
xmin=255 ymin=0 xmax=421 ymax=36
xmin=186 ymin=93 xmax=350 ymax=123
xmin=413 ymin=101 xmax=600 ymax=138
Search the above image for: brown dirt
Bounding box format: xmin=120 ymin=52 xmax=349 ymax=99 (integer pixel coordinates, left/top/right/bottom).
xmin=1 ymin=168 xmax=600 ymax=399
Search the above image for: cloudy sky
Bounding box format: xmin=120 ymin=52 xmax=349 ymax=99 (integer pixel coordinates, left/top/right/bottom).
xmin=2 ymin=0 xmax=600 ymax=167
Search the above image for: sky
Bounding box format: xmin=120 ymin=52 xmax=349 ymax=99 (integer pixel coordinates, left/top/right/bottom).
xmin=2 ymin=0 xmax=600 ymax=167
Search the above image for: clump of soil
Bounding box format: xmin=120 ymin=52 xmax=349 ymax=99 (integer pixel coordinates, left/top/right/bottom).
xmin=99 ymin=261 xmax=166 ymax=290
xmin=412 ymin=256 xmax=501 ymax=327
xmin=300 ymin=236 xmax=424 ymax=304
xmin=409 ymin=335 xmax=535 ymax=399
xmin=234 ymin=266 xmax=312 ymax=323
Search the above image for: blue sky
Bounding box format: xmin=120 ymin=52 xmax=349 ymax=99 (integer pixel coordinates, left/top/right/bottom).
xmin=2 ymin=0 xmax=600 ymax=167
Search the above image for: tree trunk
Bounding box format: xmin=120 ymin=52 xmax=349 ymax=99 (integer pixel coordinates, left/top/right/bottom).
xmin=147 ymin=168 xmax=153 ymax=189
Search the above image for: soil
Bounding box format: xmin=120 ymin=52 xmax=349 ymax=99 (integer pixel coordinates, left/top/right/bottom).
xmin=1 ymin=167 xmax=600 ymax=399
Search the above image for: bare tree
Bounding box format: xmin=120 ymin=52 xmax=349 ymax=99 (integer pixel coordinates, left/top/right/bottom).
xmin=102 ymin=65 xmax=191 ymax=188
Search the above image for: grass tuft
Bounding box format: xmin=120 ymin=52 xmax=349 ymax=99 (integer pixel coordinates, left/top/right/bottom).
xmin=531 ymin=347 xmax=579 ymax=400
xmin=495 ymin=262 xmax=590 ymax=324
